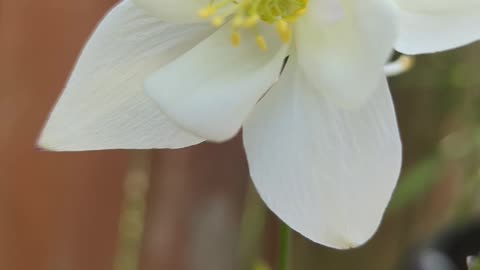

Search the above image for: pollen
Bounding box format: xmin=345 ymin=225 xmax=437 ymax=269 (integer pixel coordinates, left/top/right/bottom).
xmin=198 ymin=0 xmax=309 ymax=50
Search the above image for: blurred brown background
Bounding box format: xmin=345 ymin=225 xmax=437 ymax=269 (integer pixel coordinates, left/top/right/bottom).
xmin=1 ymin=1 xmax=128 ymax=269
xmin=2 ymin=1 xmax=480 ymax=270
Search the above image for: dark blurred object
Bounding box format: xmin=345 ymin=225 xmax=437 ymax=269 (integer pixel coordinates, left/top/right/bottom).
xmin=399 ymin=221 xmax=480 ymax=270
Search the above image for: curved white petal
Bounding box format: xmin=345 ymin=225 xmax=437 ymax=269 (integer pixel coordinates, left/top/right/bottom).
xmin=133 ymin=0 xmax=209 ymax=23
xmin=394 ymin=0 xmax=480 ymax=54
xmin=39 ymin=0 xmax=213 ymax=151
xmin=295 ymin=0 xmax=397 ymax=108
xmin=243 ymin=57 xmax=402 ymax=249
xmin=145 ymin=26 xmax=288 ymax=142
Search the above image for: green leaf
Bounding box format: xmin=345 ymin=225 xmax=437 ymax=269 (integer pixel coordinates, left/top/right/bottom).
xmin=388 ymin=157 xmax=440 ymax=211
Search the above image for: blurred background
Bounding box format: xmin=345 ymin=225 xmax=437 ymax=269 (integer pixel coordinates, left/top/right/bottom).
xmin=1 ymin=1 xmax=480 ymax=270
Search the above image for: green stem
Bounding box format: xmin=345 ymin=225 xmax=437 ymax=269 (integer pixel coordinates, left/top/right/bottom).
xmin=114 ymin=151 xmax=152 ymax=270
xmin=237 ymin=183 xmax=267 ymax=270
xmin=279 ymin=222 xmax=291 ymax=270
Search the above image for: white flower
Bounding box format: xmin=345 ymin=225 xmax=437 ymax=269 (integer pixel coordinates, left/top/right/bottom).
xmin=38 ymin=0 xmax=480 ymax=249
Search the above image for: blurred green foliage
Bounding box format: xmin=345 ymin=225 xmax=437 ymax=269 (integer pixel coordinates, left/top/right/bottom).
xmin=389 ymin=157 xmax=440 ymax=211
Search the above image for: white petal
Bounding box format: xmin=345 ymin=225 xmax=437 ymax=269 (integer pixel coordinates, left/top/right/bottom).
xmin=295 ymin=0 xmax=397 ymax=108
xmin=39 ymin=0 xmax=213 ymax=151
xmin=133 ymin=0 xmax=209 ymax=23
xmin=243 ymin=57 xmax=402 ymax=249
xmin=395 ymin=0 xmax=480 ymax=13
xmin=394 ymin=0 xmax=480 ymax=54
xmin=145 ymin=26 xmax=288 ymax=142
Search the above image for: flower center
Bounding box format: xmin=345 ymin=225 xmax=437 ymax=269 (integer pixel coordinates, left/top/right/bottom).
xmin=198 ymin=0 xmax=309 ymax=50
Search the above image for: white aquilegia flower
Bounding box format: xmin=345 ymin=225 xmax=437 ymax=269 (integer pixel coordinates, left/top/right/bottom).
xmin=39 ymin=0 xmax=480 ymax=248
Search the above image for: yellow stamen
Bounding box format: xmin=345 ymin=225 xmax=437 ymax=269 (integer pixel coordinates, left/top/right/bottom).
xmin=231 ymin=31 xmax=241 ymax=47
xmin=198 ymin=0 xmax=309 ymax=50
xmin=212 ymin=16 xmax=225 ymax=27
xmin=276 ymin=20 xmax=292 ymax=43
xmin=256 ymin=35 xmax=268 ymax=51
xmin=197 ymin=6 xmax=216 ymax=18
xmin=244 ymin=15 xmax=260 ymax=28
xmin=232 ymin=16 xmax=245 ymax=27
xmin=295 ymin=8 xmax=307 ymax=17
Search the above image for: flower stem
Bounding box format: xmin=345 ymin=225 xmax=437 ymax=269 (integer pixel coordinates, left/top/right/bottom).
xmin=279 ymin=222 xmax=291 ymax=270
xmin=114 ymin=150 xmax=152 ymax=270
xmin=237 ymin=183 xmax=267 ymax=270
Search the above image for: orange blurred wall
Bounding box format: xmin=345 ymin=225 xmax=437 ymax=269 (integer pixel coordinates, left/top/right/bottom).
xmin=0 ymin=1 xmax=129 ymax=270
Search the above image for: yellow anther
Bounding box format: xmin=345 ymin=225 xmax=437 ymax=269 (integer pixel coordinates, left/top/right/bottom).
xmin=280 ymin=28 xmax=292 ymax=43
xmin=212 ymin=16 xmax=225 ymax=27
xmin=197 ymin=6 xmax=216 ymax=18
xmin=276 ymin=21 xmax=292 ymax=43
xmin=244 ymin=15 xmax=260 ymax=28
xmin=284 ymin=16 xmax=299 ymax=23
xmin=232 ymin=16 xmax=245 ymax=28
xmin=276 ymin=20 xmax=289 ymax=32
xmin=256 ymin=36 xmax=268 ymax=51
xmin=295 ymin=8 xmax=307 ymax=17
xmin=231 ymin=31 xmax=241 ymax=47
